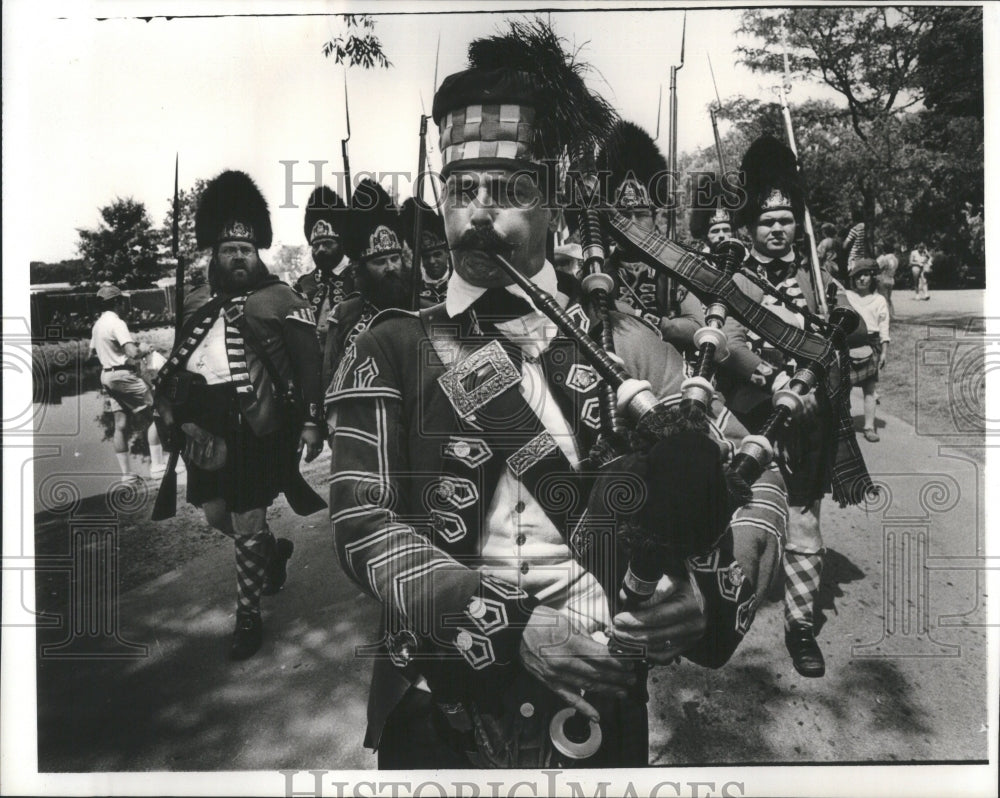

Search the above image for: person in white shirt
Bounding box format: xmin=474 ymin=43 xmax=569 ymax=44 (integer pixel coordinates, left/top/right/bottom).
xmin=844 ymin=260 xmax=891 ymax=442
xmin=89 ymin=285 xmax=166 ymax=481
xmin=909 ymin=242 xmax=932 ymax=300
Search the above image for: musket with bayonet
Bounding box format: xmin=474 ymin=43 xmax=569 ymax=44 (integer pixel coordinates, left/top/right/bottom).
xmin=408 ymin=34 xmax=443 ymax=311
xmin=341 ymin=71 xmax=352 ymax=204
xmin=151 ymin=155 xmax=185 ymax=521
xmin=707 ymin=53 xmax=727 ymax=176
xmin=662 ymin=11 xmax=686 ymax=318
xmin=774 ymin=33 xmax=828 ymax=317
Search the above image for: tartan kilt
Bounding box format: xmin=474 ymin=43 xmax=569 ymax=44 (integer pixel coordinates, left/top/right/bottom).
xmin=179 ymin=383 xmax=284 ymax=514
xmin=849 ymin=334 xmax=883 ymax=385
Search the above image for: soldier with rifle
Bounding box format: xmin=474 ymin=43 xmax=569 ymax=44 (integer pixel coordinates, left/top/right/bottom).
xmin=154 ymin=170 xmax=326 ymax=660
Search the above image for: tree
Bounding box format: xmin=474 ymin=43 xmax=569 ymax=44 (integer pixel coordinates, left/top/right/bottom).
xmin=733 ymin=7 xmax=983 ymax=282
xmin=322 ymin=14 xmax=391 ymax=69
xmin=77 ymin=198 xmax=164 ymax=288
xmin=30 ymin=259 xmax=86 ymax=285
xmin=914 ymin=7 xmax=983 ymax=119
xmin=159 ymin=178 xmax=208 ymax=267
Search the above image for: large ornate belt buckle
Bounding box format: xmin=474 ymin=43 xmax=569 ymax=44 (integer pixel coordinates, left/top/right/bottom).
xmin=507 ymin=431 xmax=558 ymax=478
xmin=437 ymin=339 xmax=520 ymax=419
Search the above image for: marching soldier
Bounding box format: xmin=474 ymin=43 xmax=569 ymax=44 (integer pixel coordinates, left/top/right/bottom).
xmin=155 ymin=170 xmax=326 ymax=660
xmin=596 ymin=120 xmax=705 ymax=354
xmin=719 ymin=136 xmax=869 ymax=678
xmin=294 ymin=186 xmax=353 ymax=341
xmin=688 ymin=172 xmax=735 ymax=253
xmin=401 ymin=197 xmax=452 ymax=305
xmin=322 ymin=179 xmax=417 ymax=388
xmin=326 ymin=21 xmax=782 ymax=768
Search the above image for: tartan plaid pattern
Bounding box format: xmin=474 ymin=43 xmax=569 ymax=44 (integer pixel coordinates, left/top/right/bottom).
xmin=234 ymin=529 xmax=274 ymax=616
xmin=439 ymin=104 xmax=536 ymax=168
xmin=606 ymin=209 xmax=873 ymax=507
xmin=783 ymin=549 xmax=822 ymax=628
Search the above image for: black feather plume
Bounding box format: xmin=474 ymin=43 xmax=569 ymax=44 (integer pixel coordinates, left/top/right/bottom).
xmin=195 ymin=170 xmax=272 ymax=250
xmin=467 ymin=18 xmax=618 ymax=167
xmin=303 ymin=185 xmax=346 ymax=241
xmin=737 ymin=135 xmax=803 ymax=229
xmin=399 ymin=197 xmax=446 ymax=251
xmin=598 ymin=120 xmax=668 ymax=206
xmin=342 ymin=179 xmax=402 ymax=262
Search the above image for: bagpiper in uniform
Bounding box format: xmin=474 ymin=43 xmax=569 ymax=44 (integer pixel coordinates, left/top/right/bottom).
xmin=155 ymin=171 xmax=326 ymax=660
xmin=322 ymin=179 xmax=419 ymax=390
xmin=718 ymin=136 xmax=870 ymax=678
xmin=595 ymin=120 xmax=705 ymax=355
xmin=325 ymin=20 xmax=784 ymax=768
xmin=294 ymin=185 xmax=353 ymax=341
xmin=401 ymin=196 xmax=452 ymax=305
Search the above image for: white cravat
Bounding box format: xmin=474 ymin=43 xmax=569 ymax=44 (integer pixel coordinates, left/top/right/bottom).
xmin=461 ymin=262 xmax=609 ymax=630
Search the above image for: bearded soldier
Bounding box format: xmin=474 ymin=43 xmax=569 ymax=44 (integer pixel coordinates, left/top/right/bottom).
xmin=401 ymin=197 xmax=452 ymax=305
xmin=326 ymin=21 xmax=783 ymax=768
xmin=294 ymin=185 xmax=353 ymax=341
xmin=688 ymin=171 xmax=735 ymax=253
xmin=155 ymin=171 xmax=326 ymax=660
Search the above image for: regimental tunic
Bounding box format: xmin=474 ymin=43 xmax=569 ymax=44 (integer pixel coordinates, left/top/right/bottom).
xmin=718 ymin=250 xmax=867 ymax=505
xmin=322 ymin=296 xmax=380 ymax=394
xmin=294 ymin=256 xmax=356 ymax=340
xmin=325 ymin=263 xmax=787 ymax=753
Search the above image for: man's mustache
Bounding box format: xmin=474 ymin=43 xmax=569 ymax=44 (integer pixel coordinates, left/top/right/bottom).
xmin=454 ymin=227 xmax=513 ymax=259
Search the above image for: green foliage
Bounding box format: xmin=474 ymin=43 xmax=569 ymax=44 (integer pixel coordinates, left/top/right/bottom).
xmin=30 ymin=259 xmax=86 ymax=285
xmin=725 ymin=7 xmax=983 ymax=285
xmin=914 ymin=7 xmax=983 ymax=118
xmin=322 ymin=14 xmax=391 ymax=69
xmin=76 ymin=198 xmax=165 ymax=289
xmin=159 ymin=178 xmax=208 ymax=266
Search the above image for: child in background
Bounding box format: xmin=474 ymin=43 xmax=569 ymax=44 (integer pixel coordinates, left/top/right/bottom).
xmin=844 ymin=259 xmax=890 ymax=442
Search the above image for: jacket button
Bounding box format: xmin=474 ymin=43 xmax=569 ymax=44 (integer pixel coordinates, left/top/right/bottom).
xmin=520 ymin=702 xmax=535 ymax=718
xmin=520 ymin=563 xmax=530 ymax=574
xmin=514 ymin=501 xmax=526 ymax=513
xmin=515 ymin=534 xmax=526 ymax=546
xmin=467 ymin=597 xmax=487 ymax=619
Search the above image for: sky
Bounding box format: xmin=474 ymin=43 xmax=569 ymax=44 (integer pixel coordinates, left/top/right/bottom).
xmin=2 ymin=0 xmax=856 ymax=266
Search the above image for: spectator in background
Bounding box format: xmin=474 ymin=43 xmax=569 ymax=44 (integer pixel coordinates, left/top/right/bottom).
xmin=875 ymin=241 xmax=899 ymax=318
xmin=842 ymin=211 xmax=867 ymax=272
xmin=909 ymin=242 xmax=931 ymax=301
xmin=89 ymin=285 xmax=167 ymax=480
xmin=844 ymin=260 xmax=890 ymax=443
xmin=816 ymin=222 xmax=843 ymax=280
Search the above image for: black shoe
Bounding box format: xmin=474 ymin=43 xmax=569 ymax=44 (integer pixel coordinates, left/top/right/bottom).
xmin=785 ymin=625 xmax=826 ymax=677
xmin=262 ymin=538 xmax=294 ymax=595
xmin=230 ymin=614 xmax=263 ymax=661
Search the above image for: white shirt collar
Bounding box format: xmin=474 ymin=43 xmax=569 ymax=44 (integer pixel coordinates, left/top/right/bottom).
xmin=751 ymin=247 xmax=797 ymax=264
xmin=331 ymin=254 xmax=351 ymax=276
xmin=445 ymin=260 xmax=559 ymax=319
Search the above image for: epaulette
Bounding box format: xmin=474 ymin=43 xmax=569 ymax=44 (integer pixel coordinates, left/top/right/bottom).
xmin=368 ymin=307 xmax=421 ymax=330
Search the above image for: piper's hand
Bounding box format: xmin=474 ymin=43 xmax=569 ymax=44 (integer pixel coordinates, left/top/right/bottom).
xmin=519 ymin=606 xmax=636 ymax=723
xmin=612 ymin=573 xmax=707 ymax=664
xmin=878 ymin=354 xmax=888 ymax=370
xmin=798 ymin=391 xmax=819 ymax=421
xmin=298 ymin=424 xmax=324 ymax=463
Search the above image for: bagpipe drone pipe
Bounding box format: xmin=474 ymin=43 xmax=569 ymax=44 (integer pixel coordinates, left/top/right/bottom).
xmin=488 ymin=203 xmax=872 ymax=761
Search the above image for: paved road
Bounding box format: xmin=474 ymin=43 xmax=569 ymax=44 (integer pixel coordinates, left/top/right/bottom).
xmin=29 ymin=291 xmax=992 ymax=780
